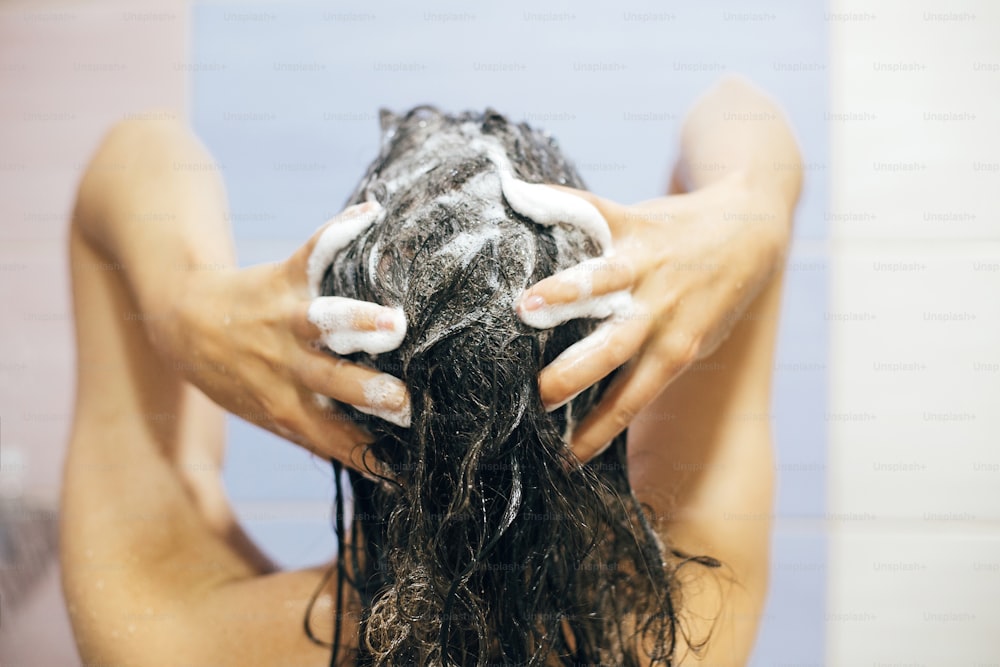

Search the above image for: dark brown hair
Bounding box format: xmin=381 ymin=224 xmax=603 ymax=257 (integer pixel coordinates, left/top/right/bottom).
xmin=314 ymin=106 xmax=718 ymax=666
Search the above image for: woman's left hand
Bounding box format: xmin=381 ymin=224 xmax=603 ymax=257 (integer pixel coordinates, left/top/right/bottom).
xmin=516 ymin=174 xmax=792 ymax=461
xmin=164 ymin=203 xmax=409 ymax=471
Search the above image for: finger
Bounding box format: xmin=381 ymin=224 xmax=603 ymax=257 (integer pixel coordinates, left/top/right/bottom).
xmin=347 ymin=445 xmax=398 ymax=485
xmin=298 ymin=393 xmax=396 ymax=482
xmin=305 ymin=297 xmax=406 ymax=355
xmin=499 ymin=180 xmax=614 ymax=252
xmin=286 ymin=201 xmax=380 ymax=281
xmin=299 ymin=201 xmax=383 ymax=297
xmin=569 ymin=345 xmax=691 ymax=463
xmin=519 ymin=288 xmax=634 ymax=330
xmin=271 ymin=394 xmax=372 ymax=460
xmin=292 ymin=297 xmax=403 ymax=341
xmin=538 ymin=313 xmax=652 ymax=410
xmin=518 ymin=254 xmax=638 ymax=311
xmin=296 ymin=351 xmax=411 ymax=428
xmin=313 ymin=394 xmax=399 ymax=484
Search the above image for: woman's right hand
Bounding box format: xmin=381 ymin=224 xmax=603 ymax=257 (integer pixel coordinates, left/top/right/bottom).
xmin=159 ymin=203 xmax=410 ymax=472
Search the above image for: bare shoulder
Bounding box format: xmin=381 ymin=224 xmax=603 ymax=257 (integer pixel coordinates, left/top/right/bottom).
xmin=183 ymin=563 xmax=361 ymax=666
xmin=61 ymin=217 xmax=358 ymax=667
xmin=628 ymin=267 xmax=785 ymax=666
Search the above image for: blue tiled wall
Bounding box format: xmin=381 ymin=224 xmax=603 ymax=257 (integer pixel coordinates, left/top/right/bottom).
xmin=193 ymin=3 xmax=828 ymax=663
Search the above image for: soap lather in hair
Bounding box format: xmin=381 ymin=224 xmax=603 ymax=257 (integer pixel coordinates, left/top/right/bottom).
xmin=305 ymin=106 xmax=637 ymax=425
xmin=307 ymin=106 xmax=719 ymax=667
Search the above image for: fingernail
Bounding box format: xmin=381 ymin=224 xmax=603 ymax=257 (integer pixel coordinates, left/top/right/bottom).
xmin=354 ymin=374 xmax=409 ymax=429
xmin=521 ymin=294 xmax=545 ymax=311
xmin=375 ymin=310 xmax=396 ymax=331
xmin=383 ymin=382 xmax=408 ymax=411
xmin=364 ymin=374 xmax=408 ymax=412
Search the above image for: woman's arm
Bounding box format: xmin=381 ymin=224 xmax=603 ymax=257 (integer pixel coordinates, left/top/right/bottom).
xmin=517 ymin=76 xmax=801 ymax=665
xmin=518 ymin=75 xmax=802 ymax=459
xmin=625 ymin=77 xmax=797 ymax=666
xmin=61 ymin=138 xmax=355 ymax=665
xmin=628 ymin=259 xmax=783 ymax=667
xmin=62 ymin=221 xmax=353 ymax=666
xmin=72 ymin=117 xmax=407 ymax=469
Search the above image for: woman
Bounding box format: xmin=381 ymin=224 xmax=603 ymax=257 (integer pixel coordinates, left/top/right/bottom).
xmin=60 ymin=76 xmax=801 ymax=665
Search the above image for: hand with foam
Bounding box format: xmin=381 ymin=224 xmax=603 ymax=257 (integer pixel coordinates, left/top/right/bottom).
xmin=174 ymin=201 xmax=409 ymax=472
xmin=516 ymin=179 xmax=793 ymax=462
xmin=303 ymin=201 xmax=411 ymax=429
xmin=516 ymin=76 xmax=801 ymax=462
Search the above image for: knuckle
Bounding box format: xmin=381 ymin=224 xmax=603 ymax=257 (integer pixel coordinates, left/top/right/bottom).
xmin=664 ymin=333 xmax=701 ymax=369
xmin=612 ymin=404 xmax=638 ymax=431
xmin=271 ymin=409 xmax=296 ymax=433
xmin=604 ymin=330 xmax=635 ymax=368
xmin=616 ymin=256 xmax=639 ymax=289
xmin=544 ymin=372 xmax=576 ymax=407
xmin=265 ymin=390 xmax=301 ymax=431
xmin=330 ymin=356 xmax=353 ymax=374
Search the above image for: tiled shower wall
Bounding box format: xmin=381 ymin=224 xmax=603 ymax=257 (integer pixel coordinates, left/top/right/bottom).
xmin=827 ymin=0 xmax=1000 ymax=663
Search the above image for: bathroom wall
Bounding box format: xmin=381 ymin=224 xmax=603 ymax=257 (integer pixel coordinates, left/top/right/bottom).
xmin=827 ymin=0 xmax=1000 ymax=663
xmin=1 ymin=1 xmax=996 ymax=665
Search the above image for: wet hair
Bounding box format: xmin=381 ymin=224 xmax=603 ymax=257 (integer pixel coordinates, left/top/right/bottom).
xmin=311 ymin=106 xmax=719 ymax=666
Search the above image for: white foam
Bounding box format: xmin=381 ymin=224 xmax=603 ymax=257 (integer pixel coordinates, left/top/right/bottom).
xmin=306 ymin=203 xmax=382 ymax=298
xmin=558 ymin=259 xmax=600 ymax=299
xmin=435 ymin=177 xmax=508 ymax=225
xmin=307 ymin=298 xmax=407 ymax=355
xmin=458 ymin=136 xmax=633 ymax=332
xmin=313 ymin=392 xmax=334 ymax=410
xmin=435 ymin=227 xmax=502 ymax=266
xmin=498 ymin=175 xmax=612 ymax=252
xmin=373 ymin=132 xmax=461 ymax=202
xmin=355 ymin=373 xmax=412 ymax=428
xmin=519 ymin=289 xmax=634 ymax=330
xmin=561 ymin=401 xmax=576 ymax=443
xmin=466 ymin=138 xmax=614 ymax=254
xmin=315 ymin=377 xmax=411 ymax=430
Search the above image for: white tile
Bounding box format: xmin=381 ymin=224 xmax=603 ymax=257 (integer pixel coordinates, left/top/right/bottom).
xmin=830 ymin=242 xmax=1000 ymax=520
xmin=827 ymin=525 xmax=1000 ymax=666
xmin=830 ymin=0 xmax=1000 ymax=240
